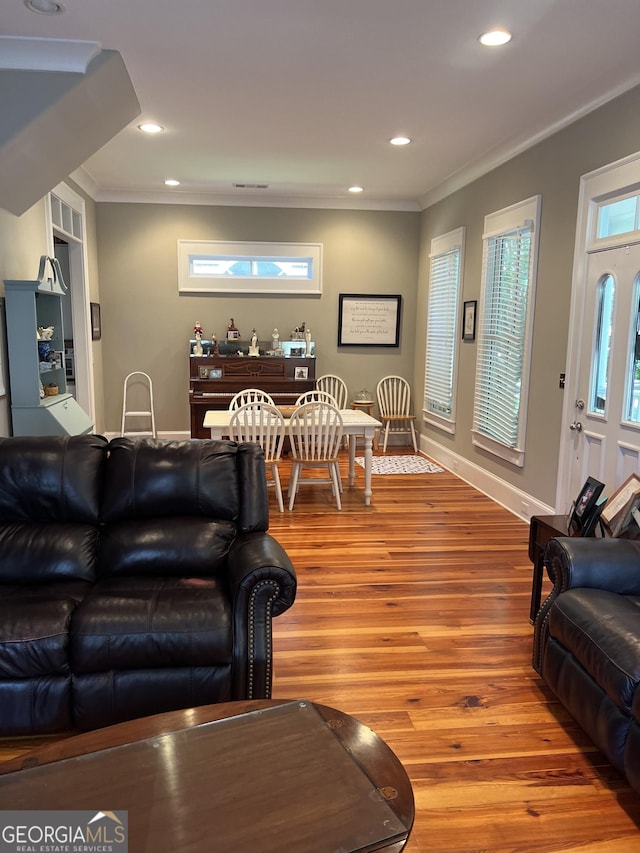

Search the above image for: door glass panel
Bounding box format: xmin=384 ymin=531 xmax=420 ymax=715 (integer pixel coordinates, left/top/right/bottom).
xmin=590 ymin=274 xmax=614 ymax=414
xmin=626 ymin=278 xmax=640 ymax=422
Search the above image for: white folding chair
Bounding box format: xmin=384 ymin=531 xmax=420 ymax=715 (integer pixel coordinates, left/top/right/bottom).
xmin=288 ymin=402 xmax=344 ymax=510
xmin=376 ymin=375 xmax=417 ymax=453
xmin=295 ymin=389 xmax=338 ymax=407
xmin=228 ymin=403 xmax=285 ymax=512
xmin=229 ymin=388 xmax=275 ymax=410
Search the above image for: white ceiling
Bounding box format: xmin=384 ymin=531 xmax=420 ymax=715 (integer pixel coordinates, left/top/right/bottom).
xmin=4 ymin=0 xmax=640 ymax=211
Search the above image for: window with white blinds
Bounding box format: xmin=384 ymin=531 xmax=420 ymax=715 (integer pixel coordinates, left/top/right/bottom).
xmin=424 ymin=228 xmax=465 ymax=433
xmin=472 ymin=196 xmax=541 ymax=467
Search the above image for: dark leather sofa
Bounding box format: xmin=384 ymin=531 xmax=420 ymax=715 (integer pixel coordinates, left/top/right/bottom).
xmin=0 ymin=435 xmax=296 ymax=734
xmin=533 ymin=536 xmax=640 ymax=794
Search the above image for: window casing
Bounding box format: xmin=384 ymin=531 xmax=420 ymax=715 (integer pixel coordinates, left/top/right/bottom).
xmin=423 ymin=228 xmax=465 ymax=433
xmin=472 ymin=196 xmax=541 ymax=466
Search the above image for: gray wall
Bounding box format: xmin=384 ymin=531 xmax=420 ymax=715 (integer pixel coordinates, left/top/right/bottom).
xmin=416 ymin=83 xmax=640 ymax=507
xmin=95 ymin=204 xmax=420 ymax=433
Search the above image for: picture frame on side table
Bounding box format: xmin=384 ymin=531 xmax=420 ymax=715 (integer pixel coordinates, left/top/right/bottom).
xmin=601 ymin=473 xmax=640 ymax=536
xmin=569 ymin=476 xmax=605 ymax=534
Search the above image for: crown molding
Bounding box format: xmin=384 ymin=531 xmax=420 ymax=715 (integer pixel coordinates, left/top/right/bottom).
xmin=89 ymin=187 xmax=421 ymax=212
xmin=420 ymin=73 xmax=640 ymax=210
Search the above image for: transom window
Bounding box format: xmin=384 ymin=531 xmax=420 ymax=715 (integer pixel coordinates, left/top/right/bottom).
xmin=597 ymin=193 xmax=640 ymax=240
xmin=178 ymin=240 xmax=322 ymax=294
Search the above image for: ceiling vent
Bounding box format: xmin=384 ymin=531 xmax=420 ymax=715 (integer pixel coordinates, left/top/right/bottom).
xmin=233 ymin=183 xmax=269 ymax=190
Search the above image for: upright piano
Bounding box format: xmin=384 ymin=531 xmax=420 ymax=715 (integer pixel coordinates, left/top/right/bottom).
xmin=189 ymin=340 xmax=316 ymax=438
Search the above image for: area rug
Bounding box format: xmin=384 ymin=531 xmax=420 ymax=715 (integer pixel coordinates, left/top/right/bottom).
xmin=355 ymin=455 xmax=444 ymax=475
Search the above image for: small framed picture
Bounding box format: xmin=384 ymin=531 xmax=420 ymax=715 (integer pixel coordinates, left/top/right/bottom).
xmin=198 ymin=366 xmax=209 ymax=379
xmin=601 ymin=472 xmax=640 ymax=535
xmin=462 ymin=300 xmax=477 ymax=341
xmin=569 ymin=476 xmax=605 ymax=533
xmin=52 ymin=351 xmax=64 ymax=370
xmin=294 ymin=367 xmax=309 ymax=380
xmin=90 ymin=302 xmax=101 ymax=341
xmin=208 ymin=368 xmax=223 ymax=379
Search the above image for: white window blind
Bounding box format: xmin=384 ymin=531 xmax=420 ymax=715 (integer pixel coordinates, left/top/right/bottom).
xmin=424 ymin=229 xmax=464 ymax=432
xmin=473 ymin=197 xmax=540 ymax=466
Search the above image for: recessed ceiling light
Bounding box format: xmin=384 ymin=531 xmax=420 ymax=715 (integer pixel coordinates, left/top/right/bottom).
xmin=348 ymin=186 xmax=364 ymax=193
xmin=390 ymin=137 xmax=411 ymax=146
xmin=24 ymin=0 xmax=64 ymax=13
xmin=138 ymin=123 xmax=164 ymax=134
xmin=164 ymin=179 xmax=180 ymax=187
xmin=479 ymin=29 xmax=512 ymax=47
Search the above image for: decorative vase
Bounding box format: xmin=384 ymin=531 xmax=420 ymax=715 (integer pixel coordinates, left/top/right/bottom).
xmin=38 ymin=341 xmax=51 ymax=361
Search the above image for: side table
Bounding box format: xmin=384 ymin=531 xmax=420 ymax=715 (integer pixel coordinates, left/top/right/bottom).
xmin=528 ymin=514 xmax=573 ymax=623
xmin=352 ymin=400 xmax=379 ymax=450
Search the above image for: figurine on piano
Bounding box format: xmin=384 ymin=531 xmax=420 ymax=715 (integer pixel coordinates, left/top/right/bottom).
xmin=193 ymin=321 xmax=204 ymax=357
xmin=226 ymin=318 xmax=240 ymax=341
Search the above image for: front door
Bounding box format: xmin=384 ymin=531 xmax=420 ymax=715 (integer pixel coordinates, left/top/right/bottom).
xmin=568 ymin=243 xmax=640 ymax=503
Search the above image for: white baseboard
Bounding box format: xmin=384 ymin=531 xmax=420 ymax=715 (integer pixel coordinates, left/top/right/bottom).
xmin=419 ymin=434 xmax=555 ymax=522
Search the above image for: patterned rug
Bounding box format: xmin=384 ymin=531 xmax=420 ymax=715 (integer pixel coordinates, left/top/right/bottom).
xmin=355 ymin=455 xmax=444 ymax=475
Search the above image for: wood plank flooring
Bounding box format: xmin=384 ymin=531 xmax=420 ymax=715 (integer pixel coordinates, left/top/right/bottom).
xmin=267 ymin=452 xmax=640 ymax=852
xmin=1 ymin=450 xmax=639 ymax=851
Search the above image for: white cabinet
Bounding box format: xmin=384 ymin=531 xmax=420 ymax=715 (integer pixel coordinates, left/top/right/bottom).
xmin=4 ymin=258 xmax=93 ymax=436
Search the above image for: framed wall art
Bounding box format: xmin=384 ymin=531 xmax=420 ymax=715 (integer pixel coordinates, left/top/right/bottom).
xmin=337 ymin=294 xmax=401 ymax=347
xmin=90 ymin=302 xmax=101 ymax=341
xmin=462 ymin=300 xmax=477 ymax=341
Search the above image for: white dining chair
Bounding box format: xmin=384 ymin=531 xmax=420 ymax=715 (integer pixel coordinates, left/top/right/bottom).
xmin=316 ymin=375 xmax=348 ymax=410
xmin=317 ymin=374 xmax=349 ymax=447
xmin=228 ymin=402 xmax=285 ymax=512
xmin=376 ymin=375 xmax=417 ymax=453
xmin=295 ymin=389 xmax=338 ymax=407
xmin=288 ymin=402 xmax=344 ymax=510
xmin=229 ymin=388 xmax=275 ymax=410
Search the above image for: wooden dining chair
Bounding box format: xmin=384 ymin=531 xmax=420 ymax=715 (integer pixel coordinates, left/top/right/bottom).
xmin=229 ymin=388 xmax=275 ymax=410
xmin=288 ymin=402 xmax=344 ymax=510
xmin=376 ymin=375 xmax=417 ymax=453
xmin=229 ymin=402 xmax=286 ymax=512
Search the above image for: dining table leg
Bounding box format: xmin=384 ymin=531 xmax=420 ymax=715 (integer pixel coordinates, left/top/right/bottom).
xmin=348 ymin=434 xmax=356 ymax=486
xmin=362 ymin=431 xmax=374 ymax=506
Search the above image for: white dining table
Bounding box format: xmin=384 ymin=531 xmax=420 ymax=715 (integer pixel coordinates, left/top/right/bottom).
xmin=203 ymin=408 xmax=382 ymax=506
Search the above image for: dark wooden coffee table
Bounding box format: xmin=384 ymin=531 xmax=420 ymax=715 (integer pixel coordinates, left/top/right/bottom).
xmin=0 ymin=699 xmax=414 ymax=852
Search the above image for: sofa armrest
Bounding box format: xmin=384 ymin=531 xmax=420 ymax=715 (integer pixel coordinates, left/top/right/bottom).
xmin=546 ymin=537 xmax=640 ymax=595
xmin=533 ymin=536 xmax=640 ymax=675
xmin=226 ymin=532 xmax=297 ymax=700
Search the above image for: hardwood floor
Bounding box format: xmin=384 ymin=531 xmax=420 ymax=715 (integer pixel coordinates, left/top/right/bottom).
xmin=267 ymin=451 xmax=640 ymax=852
xmin=1 ymin=449 xmax=639 ymax=851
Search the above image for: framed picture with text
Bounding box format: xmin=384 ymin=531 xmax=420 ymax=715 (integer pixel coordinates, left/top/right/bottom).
xmin=338 ymin=294 xmax=401 ymax=347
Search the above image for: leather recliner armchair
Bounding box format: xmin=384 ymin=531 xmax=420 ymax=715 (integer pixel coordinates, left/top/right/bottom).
xmin=0 ymin=435 xmax=296 ymax=733
xmin=533 ymin=536 xmax=640 ymax=794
